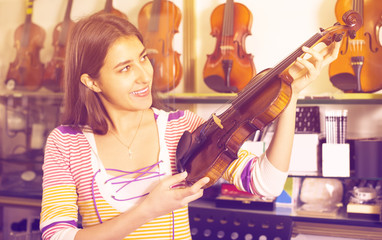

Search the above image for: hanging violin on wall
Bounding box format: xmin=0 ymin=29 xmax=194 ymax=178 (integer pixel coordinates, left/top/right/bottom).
xmin=329 ymin=0 xmax=382 ymax=93
xmin=203 ymin=0 xmax=256 ymax=93
xmin=43 ymin=0 xmax=74 ymax=92
xmin=138 ymin=0 xmax=183 ymax=93
xmin=176 ymin=11 xmax=362 ymax=188
xmin=5 ymin=0 xmax=45 ymax=91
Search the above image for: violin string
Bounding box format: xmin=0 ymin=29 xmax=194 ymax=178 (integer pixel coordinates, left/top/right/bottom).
xmin=228 ymin=0 xmax=233 ymax=50
xmin=204 ymin=22 xmax=354 ymax=138
xmin=229 ymin=33 xmax=324 ymax=108
xmin=203 ymin=29 xmax=326 ymax=138
xmin=222 ymin=1 xmax=227 ymax=55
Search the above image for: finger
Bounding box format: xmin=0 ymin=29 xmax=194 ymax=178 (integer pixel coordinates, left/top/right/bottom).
xmin=183 ymin=189 xmax=204 ymax=204
xmin=163 ymin=171 xmax=188 ymax=188
xmin=190 ymin=177 xmax=210 ymax=191
xmin=177 ymin=177 xmax=210 ymax=198
xmin=296 ymin=57 xmax=316 ymax=75
xmin=315 ymin=41 xmax=341 ymax=65
xmin=324 ymin=41 xmax=342 ymax=63
xmin=183 ymin=177 xmax=210 ymax=203
xmin=302 ymin=46 xmax=323 ymax=68
xmin=333 ymin=40 xmax=342 ymax=53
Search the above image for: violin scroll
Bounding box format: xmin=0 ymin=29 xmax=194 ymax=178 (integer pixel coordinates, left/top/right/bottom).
xmin=342 ymin=10 xmax=363 ymax=31
xmin=319 ymin=11 xmax=362 ymax=47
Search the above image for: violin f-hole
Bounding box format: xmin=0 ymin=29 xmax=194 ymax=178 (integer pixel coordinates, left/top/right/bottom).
xmin=364 ymin=32 xmax=378 ymax=53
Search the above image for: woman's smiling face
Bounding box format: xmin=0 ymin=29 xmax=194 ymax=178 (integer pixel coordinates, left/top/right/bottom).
xmin=94 ymin=35 xmax=154 ymax=112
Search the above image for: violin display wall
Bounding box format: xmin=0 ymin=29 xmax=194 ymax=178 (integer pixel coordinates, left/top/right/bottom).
xmin=0 ymin=0 xmax=370 ymax=96
xmin=0 ymin=0 xmax=185 ymax=92
xmin=0 ymin=0 xmax=381 ymax=139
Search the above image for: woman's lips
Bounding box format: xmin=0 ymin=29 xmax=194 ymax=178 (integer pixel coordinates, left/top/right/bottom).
xmin=130 ymin=86 xmax=150 ymax=97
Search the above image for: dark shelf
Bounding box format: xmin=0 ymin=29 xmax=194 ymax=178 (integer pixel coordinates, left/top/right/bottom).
xmin=190 ymin=199 xmax=382 ymax=228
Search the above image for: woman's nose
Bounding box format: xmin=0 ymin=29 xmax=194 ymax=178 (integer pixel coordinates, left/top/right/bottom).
xmin=137 ymin=62 xmax=153 ymax=83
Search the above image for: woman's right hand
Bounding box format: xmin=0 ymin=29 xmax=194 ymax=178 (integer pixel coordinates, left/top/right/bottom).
xmin=140 ymin=171 xmax=210 ymax=220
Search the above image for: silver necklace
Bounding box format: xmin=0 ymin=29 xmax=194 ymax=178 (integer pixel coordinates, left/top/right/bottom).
xmin=110 ymin=110 xmax=144 ymax=159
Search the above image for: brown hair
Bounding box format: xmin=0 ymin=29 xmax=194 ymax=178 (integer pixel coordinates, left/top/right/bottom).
xmin=61 ymin=12 xmax=167 ymax=135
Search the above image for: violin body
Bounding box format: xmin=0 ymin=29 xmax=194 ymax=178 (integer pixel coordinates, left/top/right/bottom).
xmin=177 ymin=72 xmax=291 ymax=187
xmin=43 ymin=0 xmax=74 ymax=92
xmin=203 ymin=0 xmax=255 ymax=93
xmin=138 ymin=0 xmax=182 ymax=92
xmin=177 ymin=11 xmax=362 ymax=188
xmin=6 ymin=0 xmax=45 ymax=91
xmin=329 ymin=0 xmax=382 ymax=93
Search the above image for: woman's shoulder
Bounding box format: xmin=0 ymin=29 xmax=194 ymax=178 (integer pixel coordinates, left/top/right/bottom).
xmin=47 ymin=125 xmax=87 ymax=142
xmin=152 ymin=108 xmax=202 ymax=123
xmin=55 ymin=125 xmax=83 ymax=134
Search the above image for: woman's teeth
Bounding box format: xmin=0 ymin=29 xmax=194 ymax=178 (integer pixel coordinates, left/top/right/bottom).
xmin=131 ymin=87 xmax=148 ymax=95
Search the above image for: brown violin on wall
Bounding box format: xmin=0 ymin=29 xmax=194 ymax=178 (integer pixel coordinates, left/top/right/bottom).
xmin=5 ymin=0 xmax=45 ymax=91
xmin=176 ymin=11 xmax=362 ymax=188
xmin=203 ymin=0 xmax=256 ymax=93
xmin=138 ymin=0 xmax=182 ymax=93
xmin=43 ymin=0 xmax=74 ymax=92
xmin=329 ymin=0 xmax=382 ymax=93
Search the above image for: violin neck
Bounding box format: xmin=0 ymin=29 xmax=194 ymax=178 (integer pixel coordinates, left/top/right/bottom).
xmin=222 ymin=0 xmax=234 ymax=37
xmin=104 ymin=0 xmax=113 ymax=13
xmin=63 ymin=0 xmax=73 ymax=23
xmin=148 ymin=0 xmax=161 ymax=32
xmin=270 ymin=33 xmax=323 ymax=77
xmin=58 ymin=0 xmax=73 ymax=45
xmin=234 ymin=32 xmax=323 ymax=107
xmin=22 ymin=0 xmax=34 ymax=48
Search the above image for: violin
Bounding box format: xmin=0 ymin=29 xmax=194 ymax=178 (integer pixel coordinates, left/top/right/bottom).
xmin=138 ymin=0 xmax=182 ymax=93
xmin=176 ymin=11 xmax=362 ymax=188
xmin=329 ymin=0 xmax=382 ymax=93
xmin=43 ymin=0 xmax=74 ymax=92
xmin=5 ymin=0 xmax=45 ymax=91
xmin=102 ymin=0 xmax=128 ymax=19
xmin=203 ymin=0 xmax=255 ymax=93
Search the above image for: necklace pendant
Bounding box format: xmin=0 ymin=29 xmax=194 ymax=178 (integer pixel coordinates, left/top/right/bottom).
xmin=128 ymin=148 xmax=133 ymax=159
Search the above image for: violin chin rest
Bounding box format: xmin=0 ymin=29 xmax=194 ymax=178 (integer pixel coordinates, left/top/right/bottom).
xmin=204 ymin=75 xmax=238 ymax=93
xmin=330 ymin=73 xmax=359 ymax=92
xmin=176 ymin=131 xmax=193 ymax=173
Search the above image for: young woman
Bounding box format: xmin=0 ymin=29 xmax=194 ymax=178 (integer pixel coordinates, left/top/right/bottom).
xmin=40 ymin=12 xmax=341 ymax=240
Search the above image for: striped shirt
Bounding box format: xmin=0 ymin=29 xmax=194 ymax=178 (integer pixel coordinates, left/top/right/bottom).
xmin=40 ymin=108 xmax=287 ymax=240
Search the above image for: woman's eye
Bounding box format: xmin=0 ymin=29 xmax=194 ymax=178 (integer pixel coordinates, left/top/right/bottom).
xmin=121 ymin=65 xmax=131 ymax=72
xmin=141 ymin=54 xmax=149 ymax=62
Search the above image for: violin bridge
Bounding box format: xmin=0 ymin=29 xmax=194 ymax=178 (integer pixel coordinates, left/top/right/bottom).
xmin=212 ymin=113 xmax=224 ymax=129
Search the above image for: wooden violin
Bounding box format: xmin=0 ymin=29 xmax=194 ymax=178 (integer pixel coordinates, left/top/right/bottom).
xmin=138 ymin=0 xmax=182 ymax=93
xmin=329 ymin=0 xmax=382 ymax=93
xmin=5 ymin=0 xmax=45 ymax=91
xmin=176 ymin=11 xmax=362 ymax=188
xmin=203 ymin=0 xmax=256 ymax=93
xmin=43 ymin=0 xmax=74 ymax=92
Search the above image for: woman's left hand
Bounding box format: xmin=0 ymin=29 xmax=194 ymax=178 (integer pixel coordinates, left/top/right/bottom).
xmin=288 ymin=41 xmax=341 ymax=95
